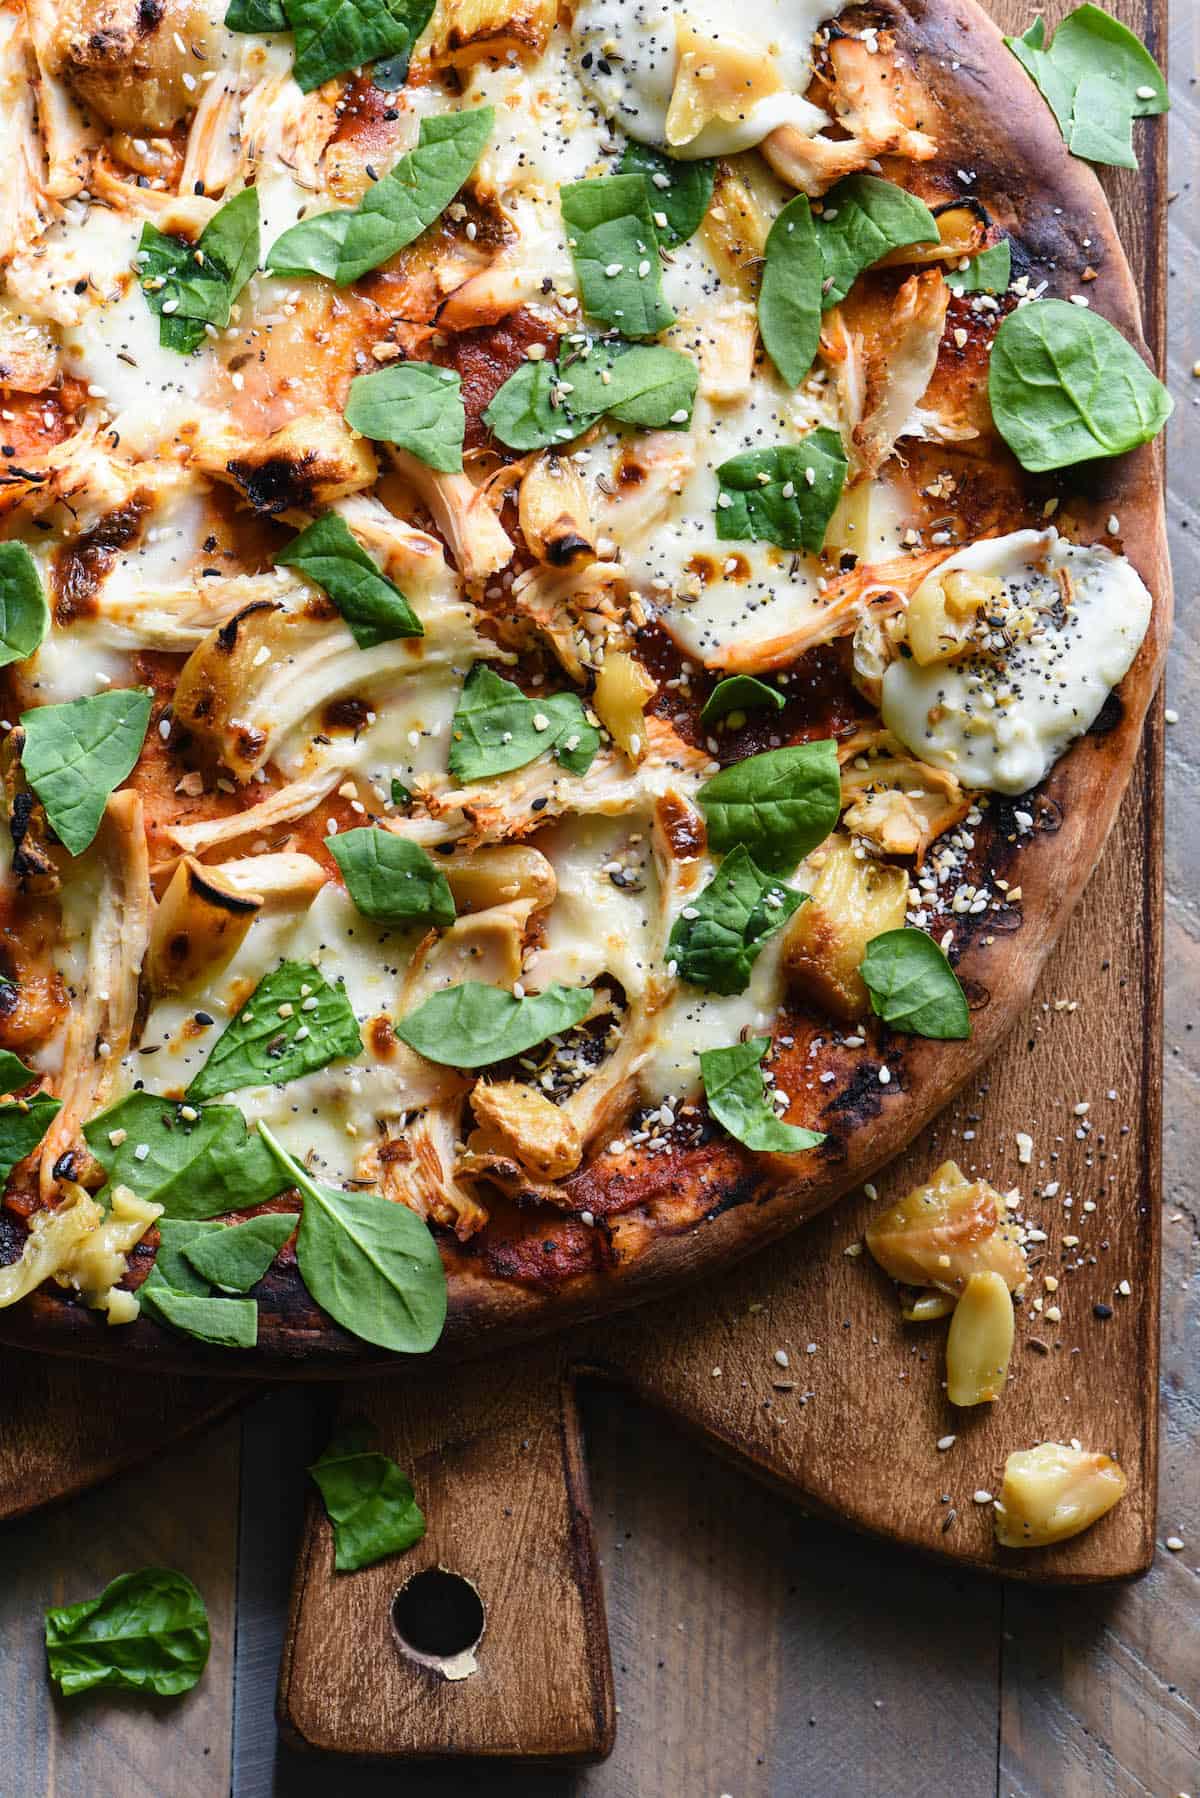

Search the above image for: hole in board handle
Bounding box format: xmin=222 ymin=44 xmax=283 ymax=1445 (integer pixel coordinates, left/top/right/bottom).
xmin=391 ymin=1567 xmax=485 ymax=1681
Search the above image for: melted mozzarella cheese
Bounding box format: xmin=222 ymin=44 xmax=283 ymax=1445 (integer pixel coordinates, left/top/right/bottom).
xmin=125 ymin=884 xmax=426 ymax=1182
xmin=572 ymin=0 xmax=841 ymax=155
xmin=882 ymin=531 xmax=1153 ymax=795
xmin=523 ymin=813 xmax=659 ymax=1001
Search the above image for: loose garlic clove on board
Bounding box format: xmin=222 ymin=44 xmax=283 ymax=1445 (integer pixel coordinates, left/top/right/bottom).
xmin=993 ymin=1444 xmax=1128 ymax=1548
xmin=945 ymin=1270 xmax=1014 ymax=1406
xmin=865 ymin=1160 xmax=1027 ymax=1297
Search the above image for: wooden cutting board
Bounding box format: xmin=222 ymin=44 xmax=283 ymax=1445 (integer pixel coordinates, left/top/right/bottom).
xmin=0 ymin=0 xmax=1166 ymax=1768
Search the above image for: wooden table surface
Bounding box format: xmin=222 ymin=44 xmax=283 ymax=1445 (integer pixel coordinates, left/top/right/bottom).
xmin=3 ymin=10 xmax=1197 ymax=1797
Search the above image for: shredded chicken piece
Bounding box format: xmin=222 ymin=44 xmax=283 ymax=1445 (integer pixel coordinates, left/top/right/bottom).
xmin=469 ymin=1080 xmax=583 ymax=1179
xmin=210 ymin=851 xmax=328 ymax=904
xmin=0 ymin=12 xmax=50 ymax=262
xmin=0 ymin=299 xmax=57 ymax=392
xmin=39 ymin=792 xmax=150 ymax=1199
xmin=23 ymin=0 xmax=98 ymax=198
xmin=839 ymin=272 xmax=951 ymax=481
xmin=387 ymin=448 xmax=513 ymax=585
xmin=510 ymin=559 xmax=631 ymax=679
xmin=368 ymin=1098 xmax=490 ymax=1241
xmin=838 ymin=728 xmax=970 ymax=861
xmin=763 ymin=32 xmax=936 ymax=198
xmin=708 ymin=547 xmax=954 ymax=675
xmin=168 ymin=760 xmax=354 ymax=855
xmin=89 ymin=153 xmax=217 ymax=233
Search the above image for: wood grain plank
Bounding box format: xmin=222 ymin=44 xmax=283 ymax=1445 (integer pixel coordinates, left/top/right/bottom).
xmin=0 ymin=1420 xmax=240 ymax=1798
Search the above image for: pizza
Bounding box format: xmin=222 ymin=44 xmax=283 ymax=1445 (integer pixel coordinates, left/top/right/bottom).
xmin=0 ymin=0 xmax=1170 ymax=1364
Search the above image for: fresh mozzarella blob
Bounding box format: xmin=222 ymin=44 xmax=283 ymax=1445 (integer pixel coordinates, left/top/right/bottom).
xmin=571 ymin=0 xmax=841 ymax=156
xmin=523 ymin=813 xmax=659 ymax=1001
xmin=881 ymin=531 xmax=1153 ymax=796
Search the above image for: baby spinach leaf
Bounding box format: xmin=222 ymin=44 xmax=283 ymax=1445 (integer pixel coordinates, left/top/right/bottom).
xmin=815 ymin=175 xmax=938 ymax=309
xmin=327 ymin=827 xmax=455 ymax=926
xmin=667 ymin=847 xmax=804 ymax=996
xmin=0 ymin=1050 xmax=36 ymax=1095
xmin=699 ymin=676 xmax=785 ymax=726
xmin=390 ymin=777 xmax=412 ymax=808
xmin=483 ymin=339 xmax=696 ymax=451
xmin=715 ymin=430 xmax=847 ymax=554
xmin=538 ymin=690 xmax=600 ymax=775
xmin=948 ymin=239 xmax=1011 ymax=296
xmin=448 ymin=664 xmax=597 ymax=780
xmin=288 ymin=0 xmax=435 ymax=92
xmin=20 ymin=687 xmax=152 ymax=856
xmin=309 ymin=1421 xmax=426 ymax=1570
xmin=278 ymin=512 xmax=422 ymax=645
xmin=225 ymin=0 xmax=287 ymax=29
xmin=758 ymin=194 xmax=822 ymax=387
xmin=139 ymin=1274 xmax=259 ymax=1347
xmin=618 ymin=141 xmax=714 ymax=248
xmin=700 ymin=1037 xmax=824 ymax=1154
xmin=0 ymin=1092 xmax=61 ymax=1188
xmin=266 ymin=109 xmax=492 ymax=285
xmin=84 ymin=1094 xmax=291 ymax=1219
xmin=859 ymin=928 xmax=970 ymax=1040
xmin=560 ymin=175 xmax=675 ymax=338
xmin=0 ymin=543 xmax=48 ymax=668
xmin=149 ymin=1220 xmax=225 ymax=1295
xmin=344 ymin=362 xmax=465 ymax=471
xmin=395 ymin=981 xmax=593 ymax=1068
xmin=185 ymin=962 xmax=363 ymax=1103
xmin=698 ymin=739 xmax=841 ymax=872
xmin=182 ymin=1212 xmax=299 ymax=1293
xmin=988 ymin=298 xmax=1172 ymax=472
xmin=260 ymin=1125 xmax=447 ymax=1352
xmin=137 ymin=188 xmax=260 ymax=354
xmin=45 ymin=1569 xmax=210 ymax=1699
xmin=1006 ymin=5 xmax=1167 ymax=170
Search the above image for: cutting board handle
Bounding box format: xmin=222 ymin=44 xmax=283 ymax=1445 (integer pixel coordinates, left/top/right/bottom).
xmin=276 ymin=1338 xmax=613 ymax=1762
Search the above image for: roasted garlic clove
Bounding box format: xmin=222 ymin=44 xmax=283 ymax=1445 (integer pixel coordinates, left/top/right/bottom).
xmin=518 ymin=454 xmax=596 ymax=568
xmin=444 ymin=844 xmax=557 ymax=915
xmin=782 ymin=833 xmax=908 ymax=1021
xmin=146 ymin=856 xmax=261 ymax=996
xmin=865 ymin=1160 xmax=1027 ymax=1296
xmin=592 ymin=652 xmax=656 ymax=763
xmin=906 ymin=569 xmax=1002 ymax=666
xmin=900 ymin=1289 xmax=956 ymax=1323
xmin=993 ymin=1443 xmax=1128 ymax=1548
xmin=945 ymin=1270 xmax=1014 ymax=1406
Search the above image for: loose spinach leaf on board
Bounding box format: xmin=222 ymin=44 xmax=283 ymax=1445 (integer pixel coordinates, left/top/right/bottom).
xmin=715 ymin=431 xmax=848 ymax=554
xmin=260 ymin=1125 xmax=447 ymax=1353
xmin=0 ymin=1092 xmax=61 ymax=1189
xmin=278 ymin=513 xmax=422 ymax=646
xmin=699 ymin=676 xmax=786 ymax=726
xmin=483 ymin=340 xmax=697 ymax=451
xmin=395 ymin=981 xmax=593 ymax=1069
xmin=138 ymin=1273 xmax=259 ymax=1347
xmin=45 ymin=1569 xmax=210 ymax=1699
xmin=1005 ymin=5 xmax=1168 ymax=170
xmin=137 ymin=188 xmax=260 ymax=354
xmin=184 ymin=962 xmax=363 ymax=1103
xmin=225 ymin=0 xmax=288 ymax=30
xmin=560 ymin=175 xmax=675 ymax=338
xmin=758 ymin=194 xmax=822 ymax=387
xmin=700 ymin=1037 xmax=825 ymax=1154
xmin=667 ymin=847 xmax=804 ymax=997
xmin=948 ymin=239 xmax=1011 ymax=296
xmin=447 ymin=664 xmax=598 ymax=781
xmin=20 ymin=688 xmax=152 ymax=856
xmin=859 ymin=927 xmax=971 ymax=1040
xmin=618 ymin=141 xmax=715 ymax=248
xmin=288 ymin=0 xmax=435 ymax=92
xmin=814 ymin=175 xmax=938 ymax=309
xmin=309 ymin=1421 xmax=426 ymax=1570
xmin=266 ymin=109 xmax=492 ymax=285
xmin=182 ymin=1212 xmax=299 ymax=1293
xmin=698 ymin=740 xmax=841 ymax=872
xmin=988 ymin=298 xmax=1172 ymax=472
xmin=84 ymin=1094 xmax=292 ymax=1218
xmin=0 ymin=542 xmax=48 ymax=668
xmin=327 ymin=827 xmax=456 ymax=926
xmin=344 ymin=362 xmax=465 ymax=471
